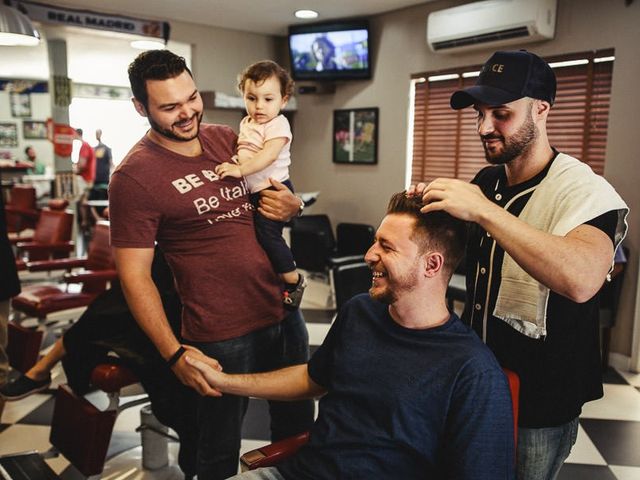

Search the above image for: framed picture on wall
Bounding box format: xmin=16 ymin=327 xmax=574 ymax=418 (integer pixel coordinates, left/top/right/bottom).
xmin=23 ymin=120 xmax=48 ymax=139
xmin=10 ymin=93 xmax=31 ymax=117
xmin=333 ymin=107 xmax=378 ymax=164
xmin=0 ymin=123 xmax=18 ymax=147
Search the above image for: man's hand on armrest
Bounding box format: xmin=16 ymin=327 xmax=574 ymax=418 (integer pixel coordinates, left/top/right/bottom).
xmin=258 ymin=178 xmax=303 ymax=222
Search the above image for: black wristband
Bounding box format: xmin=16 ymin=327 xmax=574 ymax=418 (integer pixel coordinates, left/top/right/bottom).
xmin=167 ymin=346 xmax=186 ymax=368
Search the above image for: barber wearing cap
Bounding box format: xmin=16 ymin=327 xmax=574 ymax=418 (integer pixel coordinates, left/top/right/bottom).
xmin=413 ymin=50 xmax=628 ymax=480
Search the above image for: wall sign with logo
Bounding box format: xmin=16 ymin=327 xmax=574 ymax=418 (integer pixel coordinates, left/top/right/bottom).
xmin=8 ymin=0 xmax=170 ymax=42
xmin=46 ymin=120 xmax=75 ymax=157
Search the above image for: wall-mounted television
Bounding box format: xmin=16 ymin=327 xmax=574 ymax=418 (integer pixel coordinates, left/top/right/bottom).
xmin=288 ymin=20 xmax=371 ymax=82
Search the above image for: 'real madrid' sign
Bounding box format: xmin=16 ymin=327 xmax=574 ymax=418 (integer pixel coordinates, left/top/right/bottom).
xmin=8 ymin=1 xmax=170 ymax=43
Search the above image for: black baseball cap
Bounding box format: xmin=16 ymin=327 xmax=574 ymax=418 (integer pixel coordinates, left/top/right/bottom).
xmin=450 ymin=50 xmax=556 ymax=110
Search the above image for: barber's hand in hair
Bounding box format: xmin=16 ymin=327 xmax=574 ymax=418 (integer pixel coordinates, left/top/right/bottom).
xmin=215 ymin=162 xmax=243 ymax=179
xmin=185 ymin=355 xmax=227 ymax=393
xmin=258 ymin=178 xmax=301 ymax=222
xmin=418 ymin=178 xmax=496 ymax=222
xmin=171 ymin=345 xmax=223 ymax=397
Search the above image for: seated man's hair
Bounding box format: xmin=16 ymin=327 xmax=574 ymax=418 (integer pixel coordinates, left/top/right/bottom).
xmin=387 ymin=192 xmax=467 ymax=276
xmin=128 ymin=50 xmax=192 ymax=109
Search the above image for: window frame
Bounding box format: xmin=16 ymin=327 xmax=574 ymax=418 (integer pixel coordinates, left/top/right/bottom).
xmin=408 ymin=49 xmax=615 ymax=185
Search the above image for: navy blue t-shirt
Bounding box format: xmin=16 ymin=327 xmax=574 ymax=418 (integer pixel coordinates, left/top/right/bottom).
xmin=278 ymin=294 xmax=515 ymax=479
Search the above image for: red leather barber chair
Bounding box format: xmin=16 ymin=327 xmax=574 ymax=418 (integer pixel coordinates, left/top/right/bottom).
xmin=49 ymin=363 xmax=146 ymax=477
xmin=9 ymin=222 xmax=116 ymax=371
xmin=12 ymin=199 xmax=74 ymax=271
xmin=5 ymin=184 xmax=38 ymax=234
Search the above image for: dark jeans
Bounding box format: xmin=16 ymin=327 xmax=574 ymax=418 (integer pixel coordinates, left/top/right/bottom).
xmin=250 ymin=179 xmax=296 ymax=274
xmin=190 ymin=310 xmax=315 ymax=480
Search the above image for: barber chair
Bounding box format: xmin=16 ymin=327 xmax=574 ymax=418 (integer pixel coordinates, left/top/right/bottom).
xmin=12 ymin=199 xmax=74 ymax=271
xmin=290 ymin=215 xmax=374 ymax=308
xmin=5 ymin=184 xmax=38 ymax=235
xmin=240 ymin=368 xmax=520 ymax=472
xmin=333 ymin=261 xmax=373 ymax=312
xmin=10 ymin=222 xmax=116 ymax=371
xmin=332 ymin=222 xmax=375 ymax=262
xmin=6 ymin=322 xmax=44 ymax=374
xmin=0 ymin=363 xmax=153 ymax=479
xmin=49 ymin=362 xmax=149 ymax=478
xmin=290 ymin=214 xmax=335 ymax=276
xmin=290 ymin=216 xmax=374 ymax=272
xmin=12 ymin=222 xmax=116 ymax=321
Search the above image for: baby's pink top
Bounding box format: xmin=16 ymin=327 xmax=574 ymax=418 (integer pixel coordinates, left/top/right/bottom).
xmin=237 ymin=114 xmax=292 ymax=193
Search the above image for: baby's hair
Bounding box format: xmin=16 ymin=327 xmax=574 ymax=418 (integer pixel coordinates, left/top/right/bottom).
xmin=238 ymin=60 xmax=294 ymax=98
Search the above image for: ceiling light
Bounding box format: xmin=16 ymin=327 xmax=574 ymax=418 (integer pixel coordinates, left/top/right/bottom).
xmin=0 ymin=3 xmax=40 ymax=46
xmin=294 ymin=9 xmax=319 ymax=19
xmin=131 ymin=39 xmax=166 ymax=50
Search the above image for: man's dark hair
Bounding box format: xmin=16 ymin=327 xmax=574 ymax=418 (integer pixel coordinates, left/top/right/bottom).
xmin=237 ymin=60 xmax=294 ymax=98
xmin=128 ymin=50 xmax=192 ymax=109
xmin=75 ymin=128 xmax=83 ymax=136
xmin=387 ymin=192 xmax=467 ymax=277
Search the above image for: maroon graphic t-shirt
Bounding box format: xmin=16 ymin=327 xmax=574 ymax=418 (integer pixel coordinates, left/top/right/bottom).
xmin=109 ymin=124 xmax=284 ymax=342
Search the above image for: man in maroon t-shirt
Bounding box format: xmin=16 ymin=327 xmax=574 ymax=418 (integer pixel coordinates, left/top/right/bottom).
xmin=109 ymin=50 xmax=313 ymax=479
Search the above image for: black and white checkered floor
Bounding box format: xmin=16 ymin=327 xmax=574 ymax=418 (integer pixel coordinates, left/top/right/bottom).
xmin=1 ymin=278 xmax=640 ymax=479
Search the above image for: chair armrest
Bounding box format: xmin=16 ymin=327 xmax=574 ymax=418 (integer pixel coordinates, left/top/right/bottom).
xmin=63 ymin=269 xmax=118 ymax=283
xmin=16 ymin=241 xmax=75 ymax=254
xmin=240 ymin=432 xmax=310 ymax=471
xmin=27 ymin=257 xmax=87 ymax=272
xmin=10 ymin=235 xmax=34 ymax=244
xmin=327 ymin=254 xmax=365 ymax=268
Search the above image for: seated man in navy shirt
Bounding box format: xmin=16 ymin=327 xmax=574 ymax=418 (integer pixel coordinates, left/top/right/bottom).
xmin=188 ymin=192 xmax=515 ymax=480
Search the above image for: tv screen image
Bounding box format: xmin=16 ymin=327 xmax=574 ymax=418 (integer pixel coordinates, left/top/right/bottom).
xmin=288 ymin=23 xmax=370 ymax=81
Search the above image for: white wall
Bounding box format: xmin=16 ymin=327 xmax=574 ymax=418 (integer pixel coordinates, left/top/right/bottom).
xmin=0 ymin=28 xmax=193 ymax=169
xmin=0 ymin=91 xmax=52 ymax=167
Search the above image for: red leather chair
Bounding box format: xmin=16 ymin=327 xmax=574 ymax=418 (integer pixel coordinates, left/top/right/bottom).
xmin=4 ymin=184 xmax=38 ymax=234
xmin=11 ymin=222 xmax=116 ymax=322
xmin=49 ymin=363 xmax=145 ymax=477
xmin=240 ymin=367 xmax=520 ymax=471
xmin=12 ymin=200 xmax=74 ymax=271
xmin=0 ymin=363 xmax=150 ymax=478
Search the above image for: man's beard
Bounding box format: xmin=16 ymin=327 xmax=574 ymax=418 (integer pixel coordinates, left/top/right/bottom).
xmin=148 ymin=111 xmax=203 ymax=142
xmin=369 ymin=269 xmax=419 ymax=305
xmin=481 ymin=112 xmax=537 ymax=165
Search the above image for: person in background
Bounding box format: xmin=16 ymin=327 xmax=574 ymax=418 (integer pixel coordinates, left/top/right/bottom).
xmin=72 ymin=128 xmax=96 ymax=193
xmin=109 ymin=49 xmax=313 ymax=479
xmin=23 ymin=146 xmax=45 ymax=175
xmin=93 ymin=128 xmax=113 ymax=187
xmin=189 ymin=192 xmax=515 ymax=480
xmin=215 ymin=60 xmax=306 ymax=309
xmin=414 ymin=50 xmax=628 ymax=480
xmin=72 ymin=128 xmax=96 ymax=232
xmin=87 ymin=129 xmax=113 ymax=224
xmin=0 ymin=190 xmax=21 ymax=416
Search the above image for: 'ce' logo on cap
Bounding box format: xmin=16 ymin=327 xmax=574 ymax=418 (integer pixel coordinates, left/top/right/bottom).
xmin=491 ymin=64 xmax=504 ymax=73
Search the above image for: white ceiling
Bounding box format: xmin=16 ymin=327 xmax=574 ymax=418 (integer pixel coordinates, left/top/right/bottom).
xmin=44 ymin=0 xmax=435 ymax=36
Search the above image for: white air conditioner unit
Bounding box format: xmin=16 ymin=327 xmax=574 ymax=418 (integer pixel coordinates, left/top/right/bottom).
xmin=427 ymin=0 xmax=557 ymax=53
